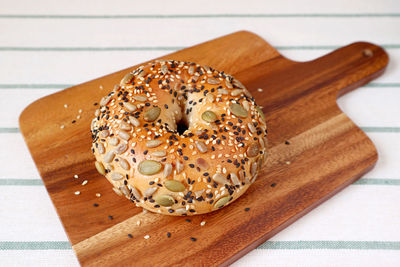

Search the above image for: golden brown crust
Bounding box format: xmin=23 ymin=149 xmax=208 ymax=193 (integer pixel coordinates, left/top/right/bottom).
xmin=91 ymin=60 xmax=267 ymax=215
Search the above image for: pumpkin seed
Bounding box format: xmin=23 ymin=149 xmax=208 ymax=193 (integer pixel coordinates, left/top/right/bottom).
xmin=119 ymin=158 xmax=130 ymax=170
xmin=111 ymin=172 xmax=124 ymax=181
xmin=100 ymin=95 xmax=112 ymax=107
xmin=152 ymin=150 xmax=167 ymax=157
xmin=247 ymin=143 xmax=260 ymax=157
xmin=118 ymin=130 xmax=130 ymax=141
xmin=109 ymin=137 xmax=119 ymax=146
xmin=176 ymin=160 xmax=184 ymax=174
xmin=97 ymin=142 xmax=105 ymax=154
xmin=155 ymin=195 xmax=175 ymax=207
xmin=201 ymin=111 xmax=217 ymax=123
xmin=256 ymin=106 xmax=265 ymax=120
xmin=195 ymin=140 xmax=208 ymax=153
xmin=138 ymin=160 xmax=162 ymax=175
xmin=144 ymin=107 xmax=161 ymax=122
xmin=146 ymin=140 xmax=163 ymax=148
xmin=131 ymin=186 xmax=141 ymax=200
xmin=120 ymin=121 xmax=131 ymax=131
xmin=212 ymin=173 xmax=228 ymax=184
xmin=229 ymin=103 xmax=248 ymax=118
xmin=196 ymin=158 xmax=209 ymax=170
xmin=123 ymin=102 xmax=137 ymax=112
xmin=104 ymin=151 xmax=115 ymax=163
xmin=129 ymin=116 xmax=140 ymax=127
xmin=206 ymin=94 xmax=215 ymax=103
xmin=214 ymin=196 xmax=230 ymax=208
xmin=133 ymin=95 xmax=147 ymax=102
xmin=119 ymin=185 xmax=129 ymax=196
xmin=120 ymin=73 xmax=134 ymax=85
xmin=95 ymin=161 xmax=105 ymax=175
xmin=164 ymin=180 xmax=186 ymax=192
xmin=144 ymin=187 xmax=158 ymax=197
xmin=247 ymin=122 xmax=256 ymax=133
xmin=188 ymin=66 xmax=195 ymax=75
xmin=163 ymin=163 xmax=172 ymax=178
xmin=113 ymin=187 xmax=123 ymax=196
xmin=251 ymin=162 xmax=258 ymax=177
xmin=114 ymin=143 xmax=128 ymax=154
xmin=100 ymin=130 xmax=109 ymax=138
xmin=230 ymin=173 xmax=240 ymax=185
xmin=160 ymin=64 xmax=168 ymax=75
xmin=231 ymin=89 xmax=243 ymax=96
xmin=207 ymin=77 xmax=220 ymax=85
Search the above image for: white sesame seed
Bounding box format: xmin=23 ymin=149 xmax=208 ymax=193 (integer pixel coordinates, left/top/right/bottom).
xmin=95 ymin=193 xmax=101 ymax=197
xmin=82 ymin=180 xmax=88 ymax=186
xmin=64 ymin=104 xmax=68 ymax=108
xmin=73 ymin=174 xmax=79 ymax=179
xmin=257 ymin=88 xmax=263 ymax=92
xmin=74 ymin=191 xmax=80 ymax=195
xmin=60 ymin=125 xmax=65 ymax=129
xmin=78 ymin=109 xmax=82 ymax=113
xmin=285 ymin=161 xmax=291 ymax=165
xmin=137 ymin=220 xmax=141 ymax=226
xmin=200 ymin=221 xmax=206 ymax=226
xmin=144 ymin=235 xmax=150 ymax=239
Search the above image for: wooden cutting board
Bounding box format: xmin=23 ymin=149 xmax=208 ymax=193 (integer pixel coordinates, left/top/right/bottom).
xmin=19 ymin=31 xmax=389 ymax=266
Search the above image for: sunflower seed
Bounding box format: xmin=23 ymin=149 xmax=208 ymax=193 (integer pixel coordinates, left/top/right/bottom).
xmin=188 ymin=66 xmax=195 ymax=75
xmin=230 ymin=173 xmax=240 ymax=185
xmin=94 ymin=109 xmax=100 ymax=116
xmin=212 ymin=173 xmax=228 ymax=184
xmin=120 ymin=121 xmax=131 ymax=131
xmin=109 ymin=137 xmax=119 ymax=146
xmin=152 ymin=150 xmax=167 ymax=157
xmin=225 ymin=81 xmax=233 ymax=88
xmin=229 ymin=103 xmax=248 ymax=118
xmin=119 ymin=185 xmax=129 ymax=196
xmin=111 ymin=172 xmax=124 ymax=181
xmin=113 ymin=187 xmax=123 ymax=196
xmin=114 ymin=143 xmax=128 ymax=154
xmin=138 ymin=70 xmax=148 ymax=78
xmin=218 ymin=88 xmax=228 ymax=95
xmin=247 ymin=143 xmax=260 ymax=157
xmin=138 ymin=160 xmax=162 ymax=175
xmin=196 ymin=158 xmax=209 ymax=170
xmin=239 ymin=169 xmax=248 ymax=183
xmin=146 ymin=140 xmax=163 ymax=148
xmin=121 ymin=73 xmax=134 ymax=85
xmin=214 ymin=196 xmax=230 ymax=208
xmin=258 ymin=137 xmax=265 ymax=149
xmin=206 ymin=94 xmax=215 ymax=103
xmin=243 ymin=89 xmax=252 ymax=98
xmin=231 ymin=89 xmax=243 ymax=96
xmin=100 ymin=130 xmax=109 ymax=138
xmin=129 ymin=116 xmax=140 ymax=127
xmin=100 ymin=95 xmax=112 ymax=107
xmin=175 ymin=208 xmax=187 ymax=214
xmin=176 ymin=160 xmax=184 ymax=174
xmin=97 ymin=142 xmax=105 ymax=154
xmin=256 ymin=106 xmax=265 ymax=120
xmin=251 ymin=174 xmax=258 ymax=183
xmin=104 ymin=151 xmax=115 ymax=163
xmin=251 ymin=162 xmax=258 ymax=177
xmin=118 ymin=130 xmax=130 ymax=141
xmin=160 ymin=64 xmax=168 ymax=75
xmin=194 ymin=189 xmax=205 ymax=198
xmin=164 ymin=180 xmax=186 ymax=192
xmin=163 ymin=163 xmax=172 ymax=178
xmin=119 ymin=158 xmax=130 ymax=170
xmin=95 ymin=161 xmax=105 ymax=175
xmin=131 ymin=186 xmax=141 ymax=200
xmin=155 ymin=195 xmax=175 ymax=207
xmin=247 ymin=122 xmax=256 ymax=133
xmin=144 ymin=187 xmax=158 ymax=197
xmin=195 ymin=141 xmax=208 ymax=153
xmin=201 ymin=111 xmax=217 ymax=123
xmin=233 ymin=79 xmax=246 ymax=89
xmin=144 ymin=107 xmax=161 ymax=122
xmin=123 ymin=102 xmax=137 ymax=112
xmin=133 ymin=95 xmax=147 ymax=102
xmin=207 ymin=78 xmax=220 ymax=85
xmin=242 ymin=100 xmax=250 ymax=111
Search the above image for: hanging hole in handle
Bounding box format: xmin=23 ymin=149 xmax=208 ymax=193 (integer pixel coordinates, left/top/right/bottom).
xmin=363 ymin=49 xmax=373 ymax=57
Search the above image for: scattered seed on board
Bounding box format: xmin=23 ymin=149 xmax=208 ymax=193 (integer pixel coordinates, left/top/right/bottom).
xmin=96 ymin=193 xmax=101 ymax=197
xmin=257 ymin=88 xmax=263 ymax=92
xmin=74 ymin=174 xmax=79 ymax=179
xmin=286 ymin=161 xmax=291 ymax=165
xmin=64 ymin=104 xmax=68 ymax=108
xmin=200 ymin=221 xmax=206 ymax=226
xmin=144 ymin=235 xmax=150 ymax=239
xmin=82 ymin=180 xmax=88 ymax=186
xmin=74 ymin=191 xmax=80 ymax=195
xmin=167 ymin=232 xmax=171 ymax=238
xmin=128 ymin=234 xmax=133 ymax=239
xmin=60 ymin=125 xmax=65 ymax=129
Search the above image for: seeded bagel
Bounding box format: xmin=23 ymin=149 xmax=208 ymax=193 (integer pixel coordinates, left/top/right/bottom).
xmin=90 ymin=60 xmax=267 ymax=216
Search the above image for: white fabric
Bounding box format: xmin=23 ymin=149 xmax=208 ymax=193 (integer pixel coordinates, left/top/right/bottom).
xmin=0 ymin=0 xmax=399 ymax=266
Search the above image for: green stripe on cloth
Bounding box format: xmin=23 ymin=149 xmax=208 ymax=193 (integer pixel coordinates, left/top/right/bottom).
xmin=354 ymin=178 xmax=400 ymax=185
xmin=0 ymin=179 xmax=43 ymax=186
xmin=0 ymin=242 xmax=71 ymax=250
xmin=361 ymin=127 xmax=400 ymax=133
xmin=257 ymin=241 xmax=400 ymax=250
xmin=0 ymin=44 xmax=398 ymax=51
xmin=0 ymin=128 xmax=19 ymax=133
xmin=0 ymin=14 xmax=400 ymax=19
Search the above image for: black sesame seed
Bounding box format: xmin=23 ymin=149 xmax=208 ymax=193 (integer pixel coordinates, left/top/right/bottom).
xmin=108 ymin=215 xmax=113 ymax=220
xmin=185 ymin=219 xmax=191 ymax=222
xmin=271 ymin=183 xmax=277 ymax=187
xmin=245 ymin=208 xmax=250 ymax=212
xmin=190 ymin=237 xmax=197 ymax=242
xmin=167 ymin=232 xmax=171 ymax=238
xmin=128 ymin=234 xmax=133 ymax=238
xmin=93 ymin=203 xmax=99 ymax=207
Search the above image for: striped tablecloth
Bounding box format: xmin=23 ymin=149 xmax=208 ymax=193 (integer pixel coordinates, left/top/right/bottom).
xmin=1 ymin=0 xmax=399 ymax=266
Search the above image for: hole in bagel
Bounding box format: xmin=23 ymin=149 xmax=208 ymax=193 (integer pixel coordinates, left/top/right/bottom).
xmin=177 ymin=120 xmax=189 ymax=135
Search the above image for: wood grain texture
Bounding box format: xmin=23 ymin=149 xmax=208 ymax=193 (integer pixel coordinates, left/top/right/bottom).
xmin=19 ymin=31 xmax=389 ymax=266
